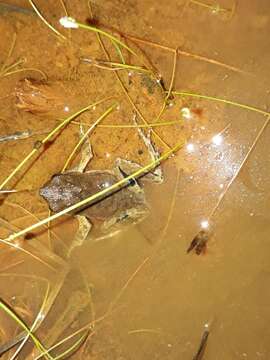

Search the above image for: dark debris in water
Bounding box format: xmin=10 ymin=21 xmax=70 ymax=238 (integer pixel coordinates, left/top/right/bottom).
xmin=187 ymin=230 xmax=209 ymax=255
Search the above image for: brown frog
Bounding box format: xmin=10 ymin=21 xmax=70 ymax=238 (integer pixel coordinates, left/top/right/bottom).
xmin=40 ymin=163 xmax=149 ymax=232
xmin=40 ymin=123 xmax=162 ymax=253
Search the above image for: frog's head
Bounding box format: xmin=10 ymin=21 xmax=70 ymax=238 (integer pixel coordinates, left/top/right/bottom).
xmin=39 ymin=173 xmax=83 ymax=212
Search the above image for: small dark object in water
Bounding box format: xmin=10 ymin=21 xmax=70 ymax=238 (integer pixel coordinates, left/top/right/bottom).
xmin=187 ymin=230 xmax=209 ymax=255
xmin=192 ymin=328 xmax=209 ymax=360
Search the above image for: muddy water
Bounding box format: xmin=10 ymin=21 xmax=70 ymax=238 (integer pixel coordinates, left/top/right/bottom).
xmin=0 ymin=0 xmax=270 ymax=359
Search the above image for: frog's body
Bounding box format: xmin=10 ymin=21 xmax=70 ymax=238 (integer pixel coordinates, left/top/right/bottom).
xmin=40 ymin=115 xmax=162 ymax=254
xmin=40 ymin=166 xmax=148 ymax=231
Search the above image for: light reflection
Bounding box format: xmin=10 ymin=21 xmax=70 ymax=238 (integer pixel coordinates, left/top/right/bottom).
xmin=181 ymin=107 xmax=192 ymax=120
xmin=59 ymin=16 xmax=79 ymax=29
xmin=37 ymin=312 xmax=45 ymax=321
xmin=200 ymin=220 xmax=209 ymax=229
xmin=64 ymin=105 xmax=69 ymax=112
xmin=212 ymin=133 xmax=223 ymax=146
xmin=186 ymin=143 xmax=195 ymax=153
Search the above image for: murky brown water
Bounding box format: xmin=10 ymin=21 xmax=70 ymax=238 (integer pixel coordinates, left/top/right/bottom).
xmin=0 ymin=0 xmax=270 ymax=359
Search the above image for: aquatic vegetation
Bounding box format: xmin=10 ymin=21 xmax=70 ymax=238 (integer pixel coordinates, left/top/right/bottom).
xmin=28 ymin=0 xmax=66 ymax=40
xmin=0 ymin=34 xmax=46 ymax=79
xmin=0 ymin=1 xmax=269 ymax=358
xmin=0 ymin=99 xmax=108 ymax=190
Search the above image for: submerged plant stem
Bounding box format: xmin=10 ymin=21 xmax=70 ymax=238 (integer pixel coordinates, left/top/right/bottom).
xmin=62 ymin=103 xmax=117 ymax=171
xmin=123 ymin=34 xmax=245 ymax=73
xmin=0 ymin=299 xmax=52 ymax=359
xmin=0 ymin=99 xmax=107 ymax=190
xmin=173 ymin=91 xmax=270 ymax=117
xmin=28 ymin=0 xmax=66 ymax=40
xmin=89 ymin=19 xmax=171 ymax=149
xmin=208 ymin=116 xmax=270 ymax=221
xmin=155 ymin=47 xmax=178 ymax=122
xmin=76 ymin=21 xmax=138 ymax=59
xmin=10 ymin=285 xmax=50 ymax=360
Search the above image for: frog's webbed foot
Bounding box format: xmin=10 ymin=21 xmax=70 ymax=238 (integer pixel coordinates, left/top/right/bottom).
xmin=67 ymin=215 xmax=92 ymax=256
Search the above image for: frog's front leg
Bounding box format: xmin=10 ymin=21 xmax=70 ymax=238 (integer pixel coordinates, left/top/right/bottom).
xmin=126 ymin=113 xmax=163 ymax=183
xmin=72 ymin=123 xmax=93 ymax=173
xmin=115 ymin=114 xmax=163 ymax=184
xmin=70 ymin=124 xmax=93 ymax=255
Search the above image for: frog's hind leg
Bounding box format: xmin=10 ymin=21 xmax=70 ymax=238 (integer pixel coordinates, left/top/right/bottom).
xmin=115 ymin=114 xmax=163 ymax=183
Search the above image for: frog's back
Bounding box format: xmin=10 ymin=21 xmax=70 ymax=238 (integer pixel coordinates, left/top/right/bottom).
xmin=39 ymin=170 xmax=140 ymax=220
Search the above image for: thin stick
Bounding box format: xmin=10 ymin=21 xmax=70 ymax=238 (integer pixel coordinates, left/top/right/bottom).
xmin=3 ymin=67 xmax=47 ymax=80
xmin=165 ymin=48 xmax=178 ymax=102
xmin=76 ymin=21 xmax=138 ymax=59
xmin=81 ymin=57 xmax=151 ymax=74
xmin=0 ymin=33 xmax=17 ymax=73
xmin=62 ymin=103 xmax=116 ymax=171
xmin=59 ymin=0 xmax=68 ymax=16
xmin=114 ymin=72 xmax=171 ymax=149
xmin=66 ymin=119 xmax=182 ymax=128
xmin=173 ymin=91 xmax=270 ymax=117
xmin=128 ymin=328 xmax=163 ymax=335
xmin=0 ymin=58 xmax=25 ymax=77
xmin=108 ymin=256 xmax=150 ymax=312
xmin=10 ymin=284 xmax=50 ymax=360
xmin=190 ymin=0 xmax=229 ymax=13
xmin=160 ymin=167 xmax=181 ymax=240
xmin=28 ymin=0 xmax=66 ymax=40
xmin=0 ymin=298 xmax=53 ymax=360
xmin=4 ymin=201 xmax=62 ymax=247
xmin=3 ymin=141 xmax=184 ymax=243
xmin=123 ymin=34 xmax=245 ymax=74
xmin=0 ymin=237 xmax=55 ymax=270
xmin=208 ymin=116 xmax=270 ymax=221
xmin=155 ymin=47 xmax=178 ymax=123
xmin=0 ymin=99 xmax=106 ymax=190
xmin=34 ymin=329 xmax=95 ymax=360
xmin=87 ymin=4 xmax=170 ymax=149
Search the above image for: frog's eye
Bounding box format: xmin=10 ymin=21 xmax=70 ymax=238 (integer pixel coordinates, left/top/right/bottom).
xmin=118 ymin=166 xmax=136 ymax=187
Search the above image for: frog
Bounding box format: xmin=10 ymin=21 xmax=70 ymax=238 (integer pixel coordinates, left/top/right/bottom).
xmin=40 ymin=119 xmax=163 ymax=254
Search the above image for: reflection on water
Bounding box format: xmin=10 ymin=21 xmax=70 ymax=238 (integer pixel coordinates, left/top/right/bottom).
xmin=0 ymin=0 xmax=270 ymax=358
